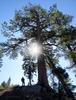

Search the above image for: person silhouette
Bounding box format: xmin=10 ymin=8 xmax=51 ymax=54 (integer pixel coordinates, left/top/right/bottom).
xmin=21 ymin=77 xmax=25 ymax=86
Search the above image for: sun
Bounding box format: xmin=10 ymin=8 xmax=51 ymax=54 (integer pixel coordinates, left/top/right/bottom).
xmin=28 ymin=42 xmax=42 ymax=59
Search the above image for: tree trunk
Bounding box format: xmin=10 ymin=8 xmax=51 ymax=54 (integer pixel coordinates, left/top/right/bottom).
xmin=47 ymin=56 xmax=75 ymax=100
xmin=56 ymin=73 xmax=75 ymax=100
xmin=37 ymin=54 xmax=49 ymax=87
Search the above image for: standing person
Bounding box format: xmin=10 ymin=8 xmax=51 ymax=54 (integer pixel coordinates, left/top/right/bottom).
xmin=21 ymin=77 xmax=25 ymax=86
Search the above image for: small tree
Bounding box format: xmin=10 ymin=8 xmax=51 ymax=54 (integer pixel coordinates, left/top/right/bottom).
xmin=1 ymin=81 xmax=7 ymax=88
xmin=1 ymin=78 xmax=11 ymax=88
xmin=7 ymin=77 xmax=11 ymax=87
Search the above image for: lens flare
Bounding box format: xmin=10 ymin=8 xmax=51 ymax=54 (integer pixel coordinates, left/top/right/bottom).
xmin=28 ymin=42 xmax=42 ymax=59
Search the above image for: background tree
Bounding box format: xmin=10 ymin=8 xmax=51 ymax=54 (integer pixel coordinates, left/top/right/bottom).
xmin=0 ymin=4 xmax=76 ymax=99
xmin=1 ymin=81 xmax=6 ymax=88
xmin=7 ymin=77 xmax=11 ymax=87
xmin=1 ymin=77 xmax=11 ymax=89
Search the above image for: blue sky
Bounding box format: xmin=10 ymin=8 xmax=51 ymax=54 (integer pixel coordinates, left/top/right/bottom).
xmin=0 ymin=0 xmax=76 ymax=85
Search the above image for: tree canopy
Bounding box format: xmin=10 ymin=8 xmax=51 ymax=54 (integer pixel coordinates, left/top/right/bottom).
xmin=0 ymin=4 xmax=76 ymax=99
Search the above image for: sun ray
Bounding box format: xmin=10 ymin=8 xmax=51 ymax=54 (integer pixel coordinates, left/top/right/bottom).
xmin=28 ymin=42 xmax=42 ymax=59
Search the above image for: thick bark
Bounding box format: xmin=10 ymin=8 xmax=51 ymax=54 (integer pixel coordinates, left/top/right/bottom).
xmin=35 ymin=8 xmax=49 ymax=87
xmin=37 ymin=54 xmax=49 ymax=87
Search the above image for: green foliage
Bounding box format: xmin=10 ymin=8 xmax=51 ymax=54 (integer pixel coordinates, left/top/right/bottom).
xmin=0 ymin=4 xmax=76 ymax=99
xmin=7 ymin=77 xmax=11 ymax=87
xmin=1 ymin=81 xmax=6 ymax=88
xmin=0 ymin=77 xmax=11 ymax=89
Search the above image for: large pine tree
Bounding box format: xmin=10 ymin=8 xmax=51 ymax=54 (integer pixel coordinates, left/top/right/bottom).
xmin=0 ymin=4 xmax=76 ymax=99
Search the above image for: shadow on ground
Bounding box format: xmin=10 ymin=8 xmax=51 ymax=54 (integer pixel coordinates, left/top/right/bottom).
xmin=0 ymin=85 xmax=73 ymax=100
